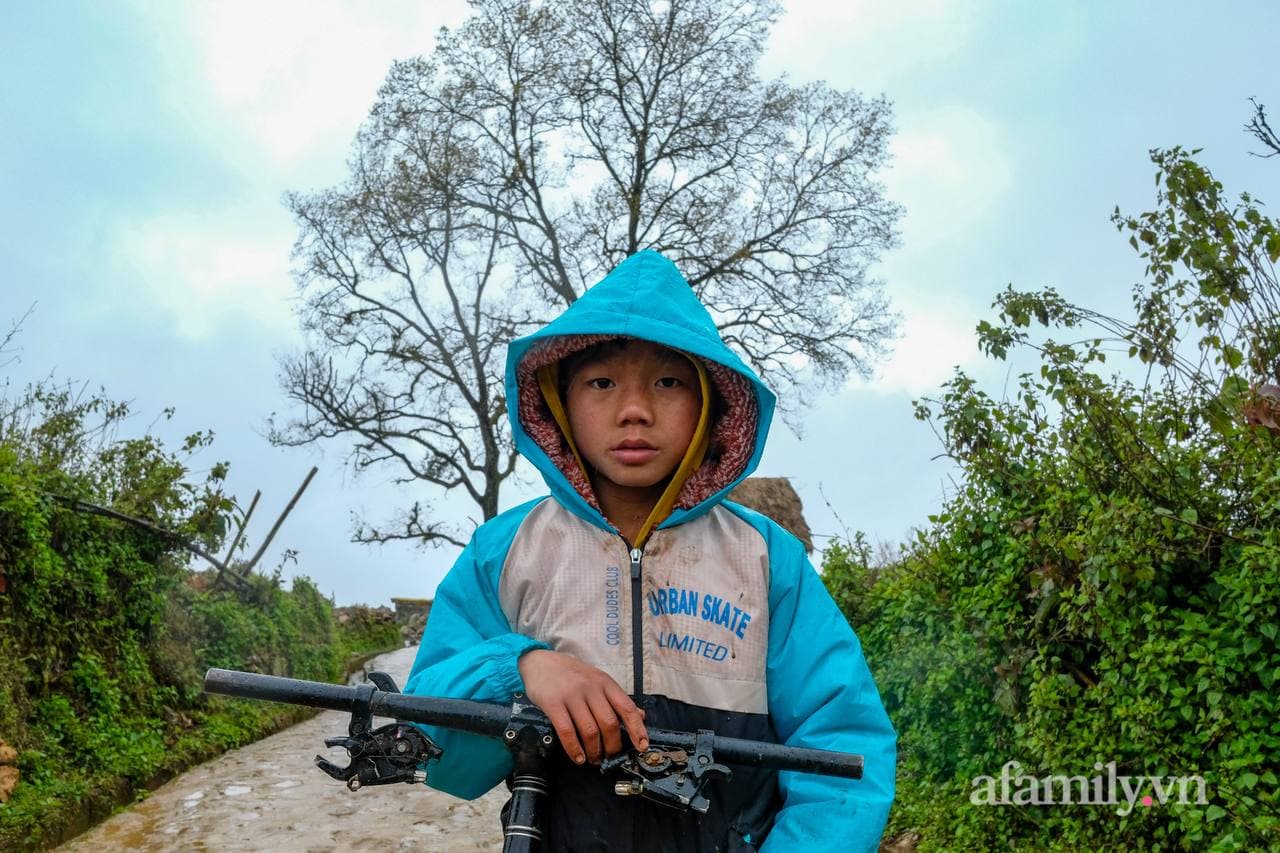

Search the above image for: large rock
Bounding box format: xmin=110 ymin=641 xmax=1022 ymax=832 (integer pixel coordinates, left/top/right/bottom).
xmin=400 ymin=610 xmax=428 ymax=645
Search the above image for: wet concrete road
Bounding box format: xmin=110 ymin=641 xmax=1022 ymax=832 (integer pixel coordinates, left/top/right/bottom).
xmin=60 ymin=646 xmax=506 ymax=852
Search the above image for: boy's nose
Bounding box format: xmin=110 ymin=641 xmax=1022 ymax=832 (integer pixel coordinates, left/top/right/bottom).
xmin=615 ymin=387 xmax=654 ymax=425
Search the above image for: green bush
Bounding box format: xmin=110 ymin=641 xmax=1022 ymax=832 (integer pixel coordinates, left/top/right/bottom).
xmin=827 ymin=149 xmax=1280 ymax=851
xmin=0 ymin=384 xmax=399 ymax=850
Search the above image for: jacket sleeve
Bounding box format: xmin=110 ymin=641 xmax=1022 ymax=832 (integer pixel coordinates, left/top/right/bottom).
xmin=403 ymin=536 xmax=549 ymax=800
xmin=761 ymin=532 xmax=897 ymax=853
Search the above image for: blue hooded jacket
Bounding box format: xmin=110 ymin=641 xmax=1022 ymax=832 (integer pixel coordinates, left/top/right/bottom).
xmin=405 ymin=250 xmax=896 ymax=851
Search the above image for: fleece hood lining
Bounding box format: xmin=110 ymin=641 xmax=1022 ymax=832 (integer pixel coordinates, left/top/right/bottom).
xmin=515 ymin=335 xmax=759 ymax=517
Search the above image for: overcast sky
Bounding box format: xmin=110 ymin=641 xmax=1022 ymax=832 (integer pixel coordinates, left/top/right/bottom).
xmin=2 ymin=1 xmax=1276 ymax=605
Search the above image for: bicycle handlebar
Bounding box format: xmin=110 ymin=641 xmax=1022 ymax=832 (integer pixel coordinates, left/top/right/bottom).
xmin=203 ymin=668 xmax=862 ymax=780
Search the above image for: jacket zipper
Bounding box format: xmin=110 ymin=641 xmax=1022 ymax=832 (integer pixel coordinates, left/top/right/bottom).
xmin=629 ymin=548 xmax=645 ymax=853
xmin=629 ymin=546 xmax=644 ymax=696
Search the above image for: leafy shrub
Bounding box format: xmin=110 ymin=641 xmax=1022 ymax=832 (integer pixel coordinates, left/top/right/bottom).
xmin=0 ymin=382 xmax=399 ymax=850
xmin=828 ymin=149 xmax=1280 ymax=851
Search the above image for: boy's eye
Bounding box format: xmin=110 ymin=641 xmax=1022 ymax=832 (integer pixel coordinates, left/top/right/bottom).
xmin=656 ymin=376 xmax=684 ymax=388
xmin=586 ymin=377 xmax=614 ymax=390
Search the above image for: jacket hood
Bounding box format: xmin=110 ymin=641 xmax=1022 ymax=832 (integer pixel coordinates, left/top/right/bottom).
xmin=504 ymin=250 xmax=777 ymax=534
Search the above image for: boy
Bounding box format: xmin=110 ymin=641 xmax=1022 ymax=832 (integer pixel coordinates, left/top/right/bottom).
xmin=405 ymin=250 xmax=896 ymax=851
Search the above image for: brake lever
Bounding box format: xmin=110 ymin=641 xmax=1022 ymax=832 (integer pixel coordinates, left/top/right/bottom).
xmin=314 ymin=671 xmax=443 ymax=790
xmin=603 ymin=729 xmax=731 ymax=813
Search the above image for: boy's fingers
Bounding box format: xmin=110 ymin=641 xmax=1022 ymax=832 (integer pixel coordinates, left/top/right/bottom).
xmin=605 ymin=684 xmax=648 ymax=750
xmin=566 ymin=698 xmax=603 ymax=764
xmin=585 ymin=692 xmax=623 ymax=757
xmin=544 ymin=703 xmax=585 ymax=764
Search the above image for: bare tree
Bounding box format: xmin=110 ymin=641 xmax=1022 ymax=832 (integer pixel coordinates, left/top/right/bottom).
xmin=273 ymin=0 xmax=901 ymax=544
xmin=272 ymin=106 xmax=528 ymax=544
xmin=1246 ymin=98 xmax=1280 ymax=158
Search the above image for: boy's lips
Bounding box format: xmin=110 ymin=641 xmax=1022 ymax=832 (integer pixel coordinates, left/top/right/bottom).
xmin=610 ymin=439 xmax=658 ymax=465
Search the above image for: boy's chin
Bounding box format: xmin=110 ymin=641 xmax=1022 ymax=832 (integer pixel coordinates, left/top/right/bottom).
xmin=596 ymin=467 xmax=676 ymax=493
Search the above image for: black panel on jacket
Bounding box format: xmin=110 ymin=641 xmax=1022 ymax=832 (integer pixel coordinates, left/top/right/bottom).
xmin=501 ymin=695 xmax=783 ymax=852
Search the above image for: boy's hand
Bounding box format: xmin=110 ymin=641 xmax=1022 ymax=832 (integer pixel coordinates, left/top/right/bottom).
xmin=517 ymin=649 xmax=649 ymax=764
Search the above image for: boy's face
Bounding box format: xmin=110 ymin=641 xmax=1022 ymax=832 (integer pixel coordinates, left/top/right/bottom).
xmin=564 ymin=340 xmax=702 ymax=495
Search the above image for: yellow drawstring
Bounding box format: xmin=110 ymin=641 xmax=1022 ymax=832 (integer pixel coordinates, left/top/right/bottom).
xmin=537 ymin=362 xmax=588 ymax=480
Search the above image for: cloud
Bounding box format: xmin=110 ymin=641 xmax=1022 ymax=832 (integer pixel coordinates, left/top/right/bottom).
xmin=108 ymin=212 xmax=299 ymax=340
xmin=137 ymin=0 xmax=472 ymax=178
xmin=852 ymin=289 xmax=979 ymax=396
xmin=884 ymin=105 xmax=1013 ymax=250
xmin=760 ymin=1 xmax=1012 ymax=250
xmin=845 ymin=106 xmax=1010 ymax=396
xmin=762 ymin=0 xmax=981 ymax=90
xmin=85 ymin=1 xmax=477 ymax=341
